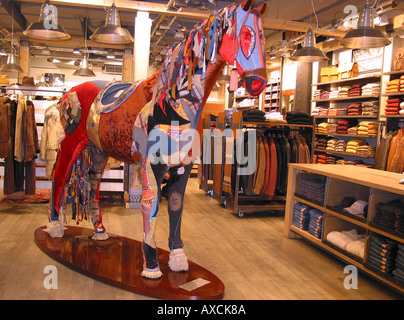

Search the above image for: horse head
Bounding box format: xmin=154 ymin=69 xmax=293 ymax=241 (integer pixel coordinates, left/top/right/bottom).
xmin=219 ymin=0 xmax=267 ymax=97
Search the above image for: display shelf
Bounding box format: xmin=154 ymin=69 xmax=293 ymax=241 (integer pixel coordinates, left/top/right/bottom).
xmin=263 ymin=80 xmax=281 ymax=111
xmin=311 ymin=74 xmax=381 ymax=165
xmin=312 ymin=73 xmax=381 ymax=87
xmin=313 ymin=148 xmax=375 ymax=159
xmin=315 ymin=132 xmax=377 ymax=138
xmin=314 ymin=115 xmax=378 ymax=119
xmin=284 ymin=163 xmax=404 ymax=294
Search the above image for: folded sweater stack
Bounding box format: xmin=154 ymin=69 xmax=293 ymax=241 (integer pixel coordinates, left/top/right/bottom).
xmin=358 ymin=121 xmax=377 ymax=136
xmin=386 ymin=78 xmax=400 ymax=93
xmin=362 ymin=83 xmax=380 ymax=96
xmin=348 ymin=103 xmax=362 ymax=115
xmin=349 ymin=84 xmax=362 ymax=97
xmin=317 ymin=122 xmax=329 ymax=134
xmin=357 ymin=145 xmax=376 ymax=158
xmin=338 ymin=86 xmax=350 ymax=98
xmin=401 ymin=75 xmax=404 ymax=92
xmin=385 ymin=98 xmax=401 ymax=115
xmin=362 ymin=101 xmax=378 ymax=116
xmin=346 ymin=139 xmax=367 ymax=153
xmin=335 ymin=139 xmax=347 ymax=152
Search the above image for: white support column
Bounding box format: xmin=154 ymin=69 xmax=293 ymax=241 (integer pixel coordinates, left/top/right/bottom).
xmin=134 ymin=11 xmax=152 ymax=80
xmin=126 ymin=11 xmax=152 ymax=209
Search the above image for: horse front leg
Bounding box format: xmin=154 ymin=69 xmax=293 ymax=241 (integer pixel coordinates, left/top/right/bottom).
xmin=140 ymin=160 xmax=167 ymax=279
xmin=87 ymin=142 xmax=109 ymax=240
xmin=166 ymin=163 xmax=193 ymax=272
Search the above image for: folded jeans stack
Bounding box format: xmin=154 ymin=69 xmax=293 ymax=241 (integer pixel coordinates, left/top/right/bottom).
xmin=296 ymin=177 xmax=326 ymax=203
xmin=367 ymin=234 xmax=397 ymax=275
xmin=373 ymin=199 xmax=404 ymax=234
xmin=392 ymin=243 xmax=404 ymax=283
xmin=293 ymin=202 xmax=310 ymax=230
xmin=308 ymin=208 xmax=324 ymax=239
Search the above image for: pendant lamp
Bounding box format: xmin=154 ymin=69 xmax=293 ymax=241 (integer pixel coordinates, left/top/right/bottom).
xmin=1 ymin=4 xmax=23 ymax=73
xmin=23 ymin=0 xmax=71 ymax=40
xmin=0 ymin=51 xmax=23 ymax=73
xmin=290 ymin=27 xmax=328 ymax=62
xmin=73 ymin=55 xmax=96 ymax=77
xmin=90 ymin=2 xmax=134 ymax=45
xmin=340 ymin=0 xmax=391 ymax=49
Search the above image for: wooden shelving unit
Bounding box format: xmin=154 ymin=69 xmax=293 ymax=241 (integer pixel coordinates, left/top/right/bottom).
xmin=311 ymin=73 xmax=382 ymax=166
xmin=284 ymin=163 xmax=404 ymax=294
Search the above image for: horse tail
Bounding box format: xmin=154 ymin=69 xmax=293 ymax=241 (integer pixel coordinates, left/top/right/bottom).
xmin=50 ymin=81 xmax=105 ymax=219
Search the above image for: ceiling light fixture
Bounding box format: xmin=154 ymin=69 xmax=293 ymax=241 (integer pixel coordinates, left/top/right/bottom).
xmin=290 ymin=0 xmax=328 ymax=63
xmin=74 ymin=18 xmax=96 ymax=77
xmin=90 ymin=2 xmax=134 ymax=45
xmin=340 ymin=0 xmax=391 ymax=49
xmin=73 ymin=55 xmax=95 ymax=76
xmin=290 ymin=27 xmax=328 ymax=62
xmin=23 ymin=0 xmax=71 ymax=40
xmin=1 ymin=4 xmax=23 ymax=73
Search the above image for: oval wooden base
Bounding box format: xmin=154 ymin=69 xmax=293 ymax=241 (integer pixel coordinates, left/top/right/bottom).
xmin=34 ymin=226 xmax=225 ymax=300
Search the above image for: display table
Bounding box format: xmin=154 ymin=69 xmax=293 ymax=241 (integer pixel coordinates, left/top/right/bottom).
xmin=284 ymin=163 xmax=404 ymax=294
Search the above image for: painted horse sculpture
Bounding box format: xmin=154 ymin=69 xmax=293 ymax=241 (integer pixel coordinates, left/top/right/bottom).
xmin=46 ymin=0 xmax=267 ymax=279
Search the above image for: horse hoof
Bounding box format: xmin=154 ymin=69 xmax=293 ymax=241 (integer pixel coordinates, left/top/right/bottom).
xmin=168 ymin=248 xmax=189 ymax=272
xmin=92 ymin=231 xmax=109 ymax=241
xmin=45 ymin=221 xmax=65 ymax=238
xmin=141 ymin=267 xmax=163 ymax=279
xmin=92 ymin=222 xmax=109 ymax=240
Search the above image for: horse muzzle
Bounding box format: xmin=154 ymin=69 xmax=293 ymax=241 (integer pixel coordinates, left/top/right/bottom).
xmin=241 ymin=67 xmax=267 ymax=97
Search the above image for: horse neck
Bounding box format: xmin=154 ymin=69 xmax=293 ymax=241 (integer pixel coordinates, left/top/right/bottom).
xmin=202 ymin=54 xmax=226 ymax=106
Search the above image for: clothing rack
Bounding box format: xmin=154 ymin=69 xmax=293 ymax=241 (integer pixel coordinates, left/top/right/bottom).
xmin=200 ymin=110 xmax=314 ymax=218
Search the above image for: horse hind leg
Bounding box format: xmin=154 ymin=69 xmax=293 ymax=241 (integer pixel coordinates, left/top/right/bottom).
xmin=87 ymin=142 xmax=109 ymax=240
xmin=166 ymin=163 xmax=193 ymax=272
xmin=140 ymin=161 xmax=167 ymax=279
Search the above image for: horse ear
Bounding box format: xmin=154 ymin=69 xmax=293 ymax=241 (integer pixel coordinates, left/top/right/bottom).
xmin=256 ymin=2 xmax=267 ymax=15
xmin=241 ymin=0 xmax=252 ymax=11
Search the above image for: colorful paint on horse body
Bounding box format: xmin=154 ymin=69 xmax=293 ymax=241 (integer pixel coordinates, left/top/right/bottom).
xmin=47 ymin=0 xmax=267 ymax=279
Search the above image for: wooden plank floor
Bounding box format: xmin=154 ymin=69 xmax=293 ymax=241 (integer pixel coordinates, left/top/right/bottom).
xmin=0 ymin=177 xmax=402 ymax=300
